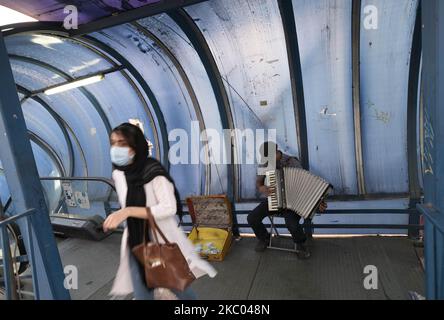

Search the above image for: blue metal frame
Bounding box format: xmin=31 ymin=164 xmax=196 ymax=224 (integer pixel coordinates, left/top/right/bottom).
xmin=10 ymin=56 xmax=114 ymax=135
xmin=70 ymin=0 xmax=210 ymax=36
xmin=277 ymin=0 xmax=312 ymax=237
xmin=16 ymin=84 xmax=75 ymax=176
xmin=28 ymin=131 xmax=67 ymax=177
xmin=421 ymin=0 xmax=444 ymax=300
xmin=0 ymin=208 xmax=37 ymax=300
xmin=351 ymin=0 xmax=366 ymax=196
xmin=0 ymin=32 xmax=70 ymax=299
xmin=131 ymin=21 xmax=210 ymax=194
xmin=3 ymin=25 xmax=166 ymax=166
xmin=80 ymin=34 xmax=170 ymax=167
xmin=407 ymin=1 xmax=423 ymax=238
xmin=277 ymin=0 xmax=309 ymax=171
xmin=168 ymin=9 xmax=236 ymax=199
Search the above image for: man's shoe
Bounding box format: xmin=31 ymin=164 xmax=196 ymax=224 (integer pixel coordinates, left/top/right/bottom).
xmin=295 ymin=243 xmax=311 ymax=259
xmin=255 ymin=240 xmax=268 ymax=252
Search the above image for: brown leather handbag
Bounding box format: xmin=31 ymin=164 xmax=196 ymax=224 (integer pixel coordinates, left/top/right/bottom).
xmin=132 ymin=210 xmax=196 ymax=292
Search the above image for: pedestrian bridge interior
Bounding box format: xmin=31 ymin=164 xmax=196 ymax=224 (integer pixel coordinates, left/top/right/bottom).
xmin=0 ymin=0 xmax=441 ymax=300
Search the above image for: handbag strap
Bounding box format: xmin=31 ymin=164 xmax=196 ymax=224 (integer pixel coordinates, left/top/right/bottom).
xmin=143 ymin=208 xmax=170 ymax=245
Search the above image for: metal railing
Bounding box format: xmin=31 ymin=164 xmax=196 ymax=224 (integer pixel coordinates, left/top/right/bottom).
xmin=39 ymin=176 xmax=115 ymax=190
xmin=3 ymin=177 xmax=424 ymax=236
xmin=40 ymin=176 xmax=117 ymax=216
xmin=0 ymin=208 xmax=38 ymax=300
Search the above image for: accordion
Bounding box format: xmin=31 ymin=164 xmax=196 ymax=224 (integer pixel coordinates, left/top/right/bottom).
xmin=265 ymin=168 xmax=333 ymax=219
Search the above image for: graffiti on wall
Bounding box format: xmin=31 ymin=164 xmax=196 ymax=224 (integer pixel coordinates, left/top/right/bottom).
xmin=423 ymin=108 xmax=435 ymax=175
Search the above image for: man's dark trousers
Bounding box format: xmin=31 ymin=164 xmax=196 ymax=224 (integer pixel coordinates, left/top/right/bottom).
xmin=247 ymin=200 xmax=307 ymax=243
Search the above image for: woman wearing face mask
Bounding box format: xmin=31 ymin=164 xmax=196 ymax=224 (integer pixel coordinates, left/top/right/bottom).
xmin=103 ymin=123 xmax=217 ymax=300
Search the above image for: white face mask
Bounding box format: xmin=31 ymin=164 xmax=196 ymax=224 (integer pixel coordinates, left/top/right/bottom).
xmin=110 ymin=146 xmax=135 ymax=166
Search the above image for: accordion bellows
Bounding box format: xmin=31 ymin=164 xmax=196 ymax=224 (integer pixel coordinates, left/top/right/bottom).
xmin=266 ymin=168 xmax=332 ymax=219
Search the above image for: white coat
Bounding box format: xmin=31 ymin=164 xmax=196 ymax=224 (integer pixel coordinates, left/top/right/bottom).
xmin=109 ymin=169 xmax=217 ymax=297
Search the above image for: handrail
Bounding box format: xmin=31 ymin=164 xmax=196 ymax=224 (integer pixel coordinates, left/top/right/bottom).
xmin=40 ymin=177 xmax=117 ymax=214
xmin=0 ymin=208 xmax=36 ymax=228
xmin=0 ymin=208 xmax=38 ymax=300
xmin=4 ymin=178 xmax=117 ymax=215
xmin=40 ymin=177 xmax=116 ymax=191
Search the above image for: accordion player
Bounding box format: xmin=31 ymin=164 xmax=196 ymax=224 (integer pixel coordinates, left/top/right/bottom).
xmin=265 ymin=168 xmax=333 ymax=220
xmin=248 ymin=141 xmax=330 ymax=257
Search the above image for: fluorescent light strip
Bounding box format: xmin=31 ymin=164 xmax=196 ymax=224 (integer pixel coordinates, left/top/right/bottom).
xmin=44 ymin=75 xmax=104 ymax=95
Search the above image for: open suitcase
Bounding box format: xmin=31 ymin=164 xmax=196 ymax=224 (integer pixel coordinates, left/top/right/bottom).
xmin=186 ymin=195 xmax=233 ymax=261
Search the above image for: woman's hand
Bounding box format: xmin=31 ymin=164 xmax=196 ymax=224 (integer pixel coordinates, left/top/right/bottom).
xmin=103 ymin=208 xmax=130 ymax=232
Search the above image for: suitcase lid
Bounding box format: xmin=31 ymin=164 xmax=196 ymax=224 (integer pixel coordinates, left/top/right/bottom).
xmin=186 ymin=195 xmax=233 ymax=230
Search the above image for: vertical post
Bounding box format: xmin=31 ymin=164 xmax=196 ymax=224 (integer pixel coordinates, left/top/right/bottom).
xmin=0 ymin=32 xmax=70 ymax=299
xmin=407 ymin=1 xmax=422 ymax=239
xmin=420 ymin=0 xmax=444 ymax=300
xmin=0 ymin=199 xmax=16 ymax=300
xmin=0 ymin=226 xmax=16 ymax=299
xmin=278 ymin=0 xmax=313 ymax=238
xmin=352 ymin=0 xmax=366 ymax=196
xmin=277 ymin=0 xmax=309 ymax=171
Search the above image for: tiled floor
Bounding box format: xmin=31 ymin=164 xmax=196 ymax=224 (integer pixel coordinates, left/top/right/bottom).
xmin=1 ymin=234 xmax=425 ymax=300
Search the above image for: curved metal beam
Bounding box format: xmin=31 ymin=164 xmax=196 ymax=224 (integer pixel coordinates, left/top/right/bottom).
xmin=43 ymin=32 xmax=164 ymax=165
xmin=168 ymin=8 xmax=236 ymax=202
xmin=1 ymin=22 xmax=67 ymax=37
xmin=277 ymin=0 xmax=313 ymax=237
xmin=28 ymin=131 xmax=66 ymax=177
xmin=9 ymin=54 xmax=113 ymax=134
xmin=131 ymin=21 xmax=210 ymax=194
xmin=277 ymin=0 xmax=310 ymax=171
xmin=2 ymin=24 xmax=165 ymax=165
xmin=70 ymin=0 xmax=210 ymax=37
xmin=17 ymin=85 xmax=89 ymax=177
xmin=28 ymin=131 xmax=66 ymax=213
xmin=79 ymin=34 xmax=170 ymax=167
xmin=351 ymin=0 xmax=366 ymax=195
xmin=407 ymin=1 xmax=422 ymax=237
xmin=16 ymin=84 xmax=75 ymax=177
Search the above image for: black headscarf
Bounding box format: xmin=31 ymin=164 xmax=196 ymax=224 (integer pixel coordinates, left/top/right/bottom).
xmin=112 ymin=123 xmax=182 ymax=249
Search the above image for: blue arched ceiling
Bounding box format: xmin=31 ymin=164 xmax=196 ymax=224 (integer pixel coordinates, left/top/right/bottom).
xmin=136 ymin=15 xmax=228 ymax=196
xmin=0 ymin=0 xmax=421 ymax=205
xmin=8 ymin=54 xmax=111 ymax=178
xmin=90 ymin=22 xmax=214 ymax=197
xmin=4 ymin=33 xmax=160 ymax=180
xmin=1 ymin=139 xmax=63 ymax=215
xmin=21 ymin=97 xmax=72 ymax=174
xmin=185 ymin=0 xmax=299 ymax=200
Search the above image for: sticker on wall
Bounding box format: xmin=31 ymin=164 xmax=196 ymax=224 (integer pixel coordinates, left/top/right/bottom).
xmin=62 ymin=182 xmax=77 ymax=207
xmin=74 ymin=191 xmax=90 ymax=209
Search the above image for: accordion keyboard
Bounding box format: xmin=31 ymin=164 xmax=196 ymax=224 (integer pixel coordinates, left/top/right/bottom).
xmin=265 ymin=170 xmax=281 ymax=211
